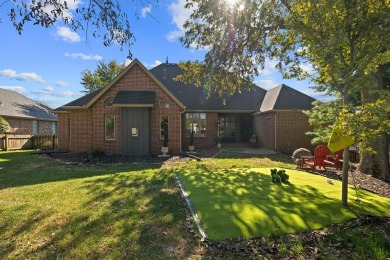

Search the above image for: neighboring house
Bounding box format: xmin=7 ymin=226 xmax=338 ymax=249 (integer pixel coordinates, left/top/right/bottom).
xmin=54 ymin=59 xmax=315 ymax=155
xmin=0 ymin=88 xmax=58 ymax=134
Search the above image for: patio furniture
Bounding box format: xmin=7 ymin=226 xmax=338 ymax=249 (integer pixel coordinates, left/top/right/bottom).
xmin=301 ymin=145 xmax=329 ymax=170
xmin=324 ymin=149 xmax=343 ymax=170
xmin=292 ymin=148 xmax=312 ymax=168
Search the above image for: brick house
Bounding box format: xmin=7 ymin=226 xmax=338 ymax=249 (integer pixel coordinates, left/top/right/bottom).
xmin=54 ymin=59 xmax=315 ymax=155
xmin=0 ymin=88 xmax=58 ymax=134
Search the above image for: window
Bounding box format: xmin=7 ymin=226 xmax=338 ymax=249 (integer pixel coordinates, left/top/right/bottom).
xmin=105 ymin=115 xmax=115 ymax=140
xmin=160 ymin=116 xmax=169 ymax=139
xmin=219 ymin=114 xmax=236 ymax=137
xmin=52 ymin=122 xmax=57 ymax=134
xmin=32 ymin=120 xmax=38 ymax=134
xmin=186 ymin=113 xmax=206 ymax=137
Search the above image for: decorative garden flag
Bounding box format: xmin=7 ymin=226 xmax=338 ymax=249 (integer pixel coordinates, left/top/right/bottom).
xmin=328 ymin=117 xmax=355 ymax=153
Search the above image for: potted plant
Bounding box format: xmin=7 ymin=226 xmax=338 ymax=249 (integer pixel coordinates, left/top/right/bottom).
xmin=160 ymin=120 xmax=169 ymax=157
xmin=188 ymin=129 xmax=195 ymax=153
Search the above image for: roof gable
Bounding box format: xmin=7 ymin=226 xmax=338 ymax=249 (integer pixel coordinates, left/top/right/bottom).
xmin=260 ymin=84 xmax=316 ymax=112
xmin=58 ymin=59 xmax=184 ymax=110
xmin=0 ymin=88 xmax=57 ymax=121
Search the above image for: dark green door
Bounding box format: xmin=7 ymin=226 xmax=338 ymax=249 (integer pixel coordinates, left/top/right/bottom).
xmin=121 ymin=108 xmax=150 ymax=156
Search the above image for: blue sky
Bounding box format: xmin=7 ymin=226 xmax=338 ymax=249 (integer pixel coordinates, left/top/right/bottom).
xmin=0 ymin=0 xmax=323 ymax=109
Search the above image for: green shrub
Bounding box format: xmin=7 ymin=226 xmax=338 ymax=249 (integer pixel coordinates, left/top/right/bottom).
xmin=271 ymin=169 xmax=289 ymax=183
xmin=0 ymin=116 xmax=10 ymax=133
xmin=89 ymin=148 xmax=105 ymax=158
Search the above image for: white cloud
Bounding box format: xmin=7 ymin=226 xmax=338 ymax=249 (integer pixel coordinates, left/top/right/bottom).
xmin=31 ymin=88 xmax=76 ymax=97
xmin=0 ymin=69 xmax=45 ymax=83
xmin=254 ymin=79 xmax=278 ymax=90
xmin=55 ymin=80 xmax=70 ymax=87
xmin=44 ymin=86 xmax=54 ymax=92
xmin=0 ymin=86 xmax=26 ymax=93
xmin=166 ymin=0 xmax=195 ymax=42
xmin=141 ymin=4 xmax=152 ymax=18
xmin=258 ymin=58 xmax=279 ymax=76
xmin=56 ymin=26 xmax=81 ymax=42
xmin=64 ymin=53 xmax=103 ymax=60
xmin=300 ymin=63 xmax=314 ymax=74
xmin=143 ymin=60 xmax=163 ymax=68
xmin=55 ymin=91 xmax=75 ymax=97
xmin=165 ymin=30 xmax=183 ymax=42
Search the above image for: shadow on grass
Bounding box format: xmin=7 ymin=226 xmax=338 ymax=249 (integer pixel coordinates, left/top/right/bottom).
xmin=0 ymin=152 xmax=199 ymax=258
xmin=0 ymin=150 xmax=162 ymax=190
xmin=177 ymin=168 xmax=390 ymax=240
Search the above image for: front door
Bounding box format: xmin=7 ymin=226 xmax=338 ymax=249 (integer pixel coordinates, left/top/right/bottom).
xmin=121 ymin=108 xmax=150 ymax=156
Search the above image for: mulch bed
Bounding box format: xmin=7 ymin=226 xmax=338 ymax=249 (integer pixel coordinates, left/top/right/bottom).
xmin=43 ymin=149 xmax=390 ymax=199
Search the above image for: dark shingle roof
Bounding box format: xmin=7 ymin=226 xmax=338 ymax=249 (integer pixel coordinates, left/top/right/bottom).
xmin=260 ymin=84 xmax=315 ymax=112
xmin=0 ymin=88 xmax=57 ymax=121
xmin=149 ymin=63 xmax=266 ymax=111
xmin=54 ymin=61 xmax=316 ymax=113
xmin=113 ymin=91 xmax=156 ymax=105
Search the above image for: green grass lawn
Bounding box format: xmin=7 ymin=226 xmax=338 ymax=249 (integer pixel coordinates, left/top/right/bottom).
xmin=176 ymin=167 xmax=390 ymax=240
xmin=0 ymin=150 xmax=197 ymax=259
xmin=1 ymin=150 xmax=389 ymax=259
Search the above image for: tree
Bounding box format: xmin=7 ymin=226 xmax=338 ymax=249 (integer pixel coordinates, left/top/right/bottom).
xmin=179 ymin=0 xmax=390 ymax=203
xmin=0 ymin=116 xmax=10 ymax=133
xmin=2 ymin=0 xmax=156 ymax=59
xmin=81 ymin=60 xmax=125 ymax=93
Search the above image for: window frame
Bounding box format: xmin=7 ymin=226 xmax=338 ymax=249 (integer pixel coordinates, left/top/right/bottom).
xmin=105 ymin=115 xmax=115 ymax=141
xmin=185 ymin=113 xmax=207 ymax=137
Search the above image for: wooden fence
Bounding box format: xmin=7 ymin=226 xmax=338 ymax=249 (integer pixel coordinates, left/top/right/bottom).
xmin=0 ymin=133 xmax=58 ymax=151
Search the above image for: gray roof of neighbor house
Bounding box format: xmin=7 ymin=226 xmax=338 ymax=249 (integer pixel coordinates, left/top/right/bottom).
xmin=260 ymin=84 xmax=316 ymax=112
xmin=0 ymin=88 xmax=57 ymax=121
xmin=150 ymin=63 xmax=266 ymax=111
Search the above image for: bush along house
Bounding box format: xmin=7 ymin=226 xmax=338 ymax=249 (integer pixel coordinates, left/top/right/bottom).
xmin=53 ymin=59 xmax=315 ymax=156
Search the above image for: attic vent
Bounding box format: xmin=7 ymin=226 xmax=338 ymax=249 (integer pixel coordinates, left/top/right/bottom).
xmin=105 ymin=98 xmax=114 ymax=107
xmin=160 ymin=99 xmax=170 ymax=108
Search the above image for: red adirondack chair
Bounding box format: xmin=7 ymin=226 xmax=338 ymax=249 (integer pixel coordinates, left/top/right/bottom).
xmin=324 ymin=149 xmax=343 ymax=170
xmin=301 ymin=145 xmax=329 ymax=170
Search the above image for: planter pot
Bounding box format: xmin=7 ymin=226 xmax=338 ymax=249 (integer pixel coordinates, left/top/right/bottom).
xmin=159 ymin=147 xmax=170 ymax=157
xmin=188 ymin=145 xmax=195 ymax=153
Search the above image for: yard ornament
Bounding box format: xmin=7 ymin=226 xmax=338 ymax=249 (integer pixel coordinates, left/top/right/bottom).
xmin=328 ymin=117 xmax=355 ymax=153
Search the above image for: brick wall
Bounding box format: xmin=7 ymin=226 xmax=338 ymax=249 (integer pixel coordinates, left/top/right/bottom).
xmin=275 ymin=111 xmax=314 ymax=153
xmin=58 ymin=63 xmax=182 ymax=155
xmin=252 ymin=112 xmax=276 ymax=150
xmin=252 ymin=110 xmax=314 ymax=153
xmin=4 ymin=117 xmax=55 ymax=135
xmin=57 ymin=113 xmax=70 ymax=151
